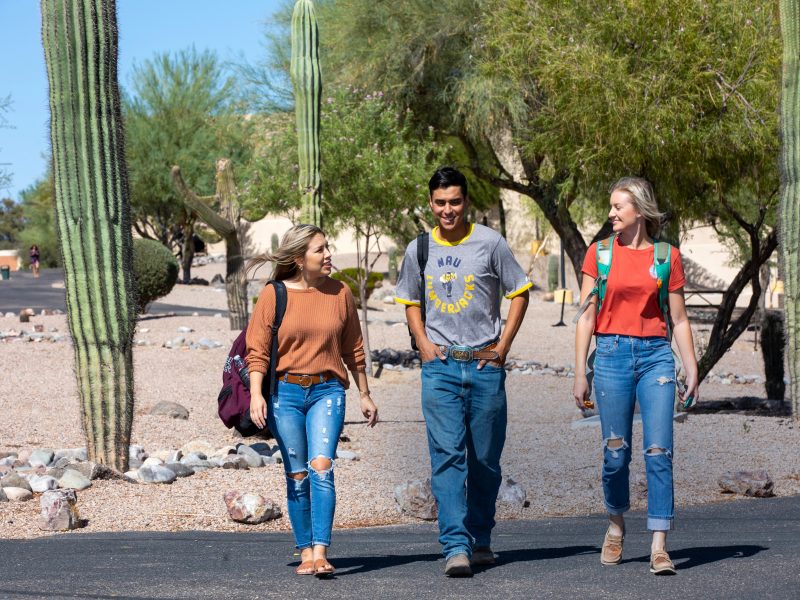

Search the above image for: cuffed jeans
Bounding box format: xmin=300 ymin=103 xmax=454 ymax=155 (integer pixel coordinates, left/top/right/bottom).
xmin=593 ymin=334 xmax=675 ymax=531
xmin=267 ymin=377 xmax=345 ymax=548
xmin=421 ymin=358 xmax=507 ymax=559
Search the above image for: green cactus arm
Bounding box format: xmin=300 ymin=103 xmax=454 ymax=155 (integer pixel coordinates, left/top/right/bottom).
xmin=290 ymin=0 xmax=322 ymax=226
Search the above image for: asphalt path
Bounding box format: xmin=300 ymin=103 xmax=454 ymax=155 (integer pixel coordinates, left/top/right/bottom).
xmin=0 ymin=495 xmax=797 ymax=600
xmin=0 ymin=268 xmax=225 ymax=317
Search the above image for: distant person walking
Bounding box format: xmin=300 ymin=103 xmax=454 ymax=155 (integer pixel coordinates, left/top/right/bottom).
xmin=572 ymin=177 xmax=699 ymax=575
xmin=396 ymin=167 xmax=531 ymax=577
xmin=246 ymin=224 xmax=378 ymax=578
xmin=29 ymin=245 xmax=40 ymax=278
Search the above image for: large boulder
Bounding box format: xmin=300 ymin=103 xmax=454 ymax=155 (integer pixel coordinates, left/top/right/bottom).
xmin=224 ymin=491 xmax=282 ymax=524
xmin=149 ymin=401 xmax=190 ymax=420
xmin=5 ymin=487 xmax=34 ymax=502
xmin=38 ymin=489 xmax=81 ymax=531
xmin=1 ymin=472 xmax=31 ymax=491
xmin=138 ymin=465 xmax=178 ymax=485
xmin=57 ymin=469 xmax=92 ymax=491
xmin=394 ymin=479 xmax=437 ymax=521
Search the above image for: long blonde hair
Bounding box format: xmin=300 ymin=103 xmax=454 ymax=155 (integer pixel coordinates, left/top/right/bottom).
xmin=247 ymin=224 xmax=325 ymax=280
xmin=610 ymin=177 xmax=665 ymax=238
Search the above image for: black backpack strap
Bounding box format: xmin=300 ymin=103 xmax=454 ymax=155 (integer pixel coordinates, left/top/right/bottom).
xmin=265 ymin=280 xmax=287 ymax=397
xmin=417 ymin=232 xmax=429 ymax=321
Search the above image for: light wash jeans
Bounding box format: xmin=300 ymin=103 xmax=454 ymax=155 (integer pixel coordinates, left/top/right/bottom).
xmin=593 ymin=334 xmax=675 ymax=531
xmin=420 ymin=357 xmax=507 ymax=559
xmin=267 ymin=376 xmax=345 ymax=548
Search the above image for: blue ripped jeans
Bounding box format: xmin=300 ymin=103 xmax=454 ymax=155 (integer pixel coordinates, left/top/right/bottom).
xmin=593 ymin=334 xmax=675 ymax=531
xmin=267 ymin=377 xmax=345 ymax=548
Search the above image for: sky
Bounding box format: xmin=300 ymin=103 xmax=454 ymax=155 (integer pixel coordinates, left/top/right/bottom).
xmin=0 ymin=0 xmax=285 ymax=201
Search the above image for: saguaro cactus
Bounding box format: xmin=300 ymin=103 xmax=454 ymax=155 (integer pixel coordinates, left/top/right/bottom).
xmin=41 ymin=0 xmax=137 ymax=470
xmin=291 ymin=0 xmax=323 ymax=226
xmin=780 ymin=0 xmax=800 ymax=420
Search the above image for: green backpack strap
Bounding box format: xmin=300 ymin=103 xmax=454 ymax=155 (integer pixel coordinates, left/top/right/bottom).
xmin=572 ymin=234 xmax=615 ymax=323
xmin=653 ymin=239 xmax=672 ymax=336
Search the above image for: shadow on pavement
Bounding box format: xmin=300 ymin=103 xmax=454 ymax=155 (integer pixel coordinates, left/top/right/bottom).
xmin=315 ymin=552 xmax=441 ymax=576
xmin=623 ymin=544 xmax=768 ymax=570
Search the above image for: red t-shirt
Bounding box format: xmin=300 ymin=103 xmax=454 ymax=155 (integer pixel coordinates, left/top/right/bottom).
xmin=581 ymin=238 xmax=686 ymax=338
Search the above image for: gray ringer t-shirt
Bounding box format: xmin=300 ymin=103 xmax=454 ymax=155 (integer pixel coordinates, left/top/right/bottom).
xmin=395 ymin=223 xmax=531 ymax=348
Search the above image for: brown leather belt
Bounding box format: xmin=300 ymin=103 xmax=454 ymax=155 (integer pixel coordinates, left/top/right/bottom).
xmin=438 ymin=343 xmax=499 ymax=362
xmin=278 ymin=373 xmax=328 ymax=388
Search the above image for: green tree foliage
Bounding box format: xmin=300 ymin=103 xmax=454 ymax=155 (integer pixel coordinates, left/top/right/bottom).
xmin=17 ymin=174 xmax=60 ymax=268
xmin=317 ymin=0 xmax=781 ymax=383
xmin=0 ymin=198 xmax=23 ymax=250
xmin=124 ymin=48 xmax=252 ymax=279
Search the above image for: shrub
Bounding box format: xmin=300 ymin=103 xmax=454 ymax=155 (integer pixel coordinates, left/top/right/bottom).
xmin=331 ymin=268 xmax=384 ymax=306
xmin=133 ymin=238 xmax=179 ymax=313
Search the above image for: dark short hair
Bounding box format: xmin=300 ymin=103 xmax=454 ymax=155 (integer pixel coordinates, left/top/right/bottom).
xmin=428 ymin=167 xmax=468 ymax=198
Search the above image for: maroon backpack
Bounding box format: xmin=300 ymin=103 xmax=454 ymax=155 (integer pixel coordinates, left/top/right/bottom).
xmin=217 ymin=280 xmax=287 ymax=436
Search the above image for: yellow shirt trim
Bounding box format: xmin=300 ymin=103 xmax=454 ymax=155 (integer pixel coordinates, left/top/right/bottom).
xmin=505 ymin=281 xmax=533 ymax=299
xmin=395 ymin=297 xmax=421 ymax=307
xmin=432 ymin=223 xmax=475 ymax=246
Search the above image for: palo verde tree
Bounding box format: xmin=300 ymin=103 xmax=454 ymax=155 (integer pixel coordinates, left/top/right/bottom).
xmin=124 ymin=48 xmax=251 ymax=282
xmin=320 ymin=0 xmax=782 ymax=384
xmin=0 ymin=94 xmax=11 ymax=190
xmin=42 ymin=0 xmax=137 ymax=471
xmin=780 ymin=0 xmax=800 ymax=420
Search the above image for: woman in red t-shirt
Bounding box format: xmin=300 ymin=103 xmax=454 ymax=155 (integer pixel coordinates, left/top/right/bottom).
xmin=573 ymin=177 xmax=699 ymax=575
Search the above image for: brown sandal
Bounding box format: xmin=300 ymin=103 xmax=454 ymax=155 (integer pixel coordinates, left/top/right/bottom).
xmin=600 ymin=527 xmax=624 ymax=565
xmin=294 ymin=560 xmax=316 ymax=575
xmin=313 ymin=558 xmax=336 ymax=578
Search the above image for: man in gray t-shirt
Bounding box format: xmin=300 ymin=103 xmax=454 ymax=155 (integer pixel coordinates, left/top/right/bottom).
xmin=396 ymin=167 xmax=530 ymax=577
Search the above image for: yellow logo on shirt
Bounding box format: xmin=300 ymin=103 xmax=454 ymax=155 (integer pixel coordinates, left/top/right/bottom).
xmin=427 ymin=273 xmax=475 ymax=314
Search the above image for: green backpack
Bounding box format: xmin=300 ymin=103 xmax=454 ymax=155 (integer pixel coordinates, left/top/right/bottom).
xmin=574 ymin=235 xmax=684 ymax=414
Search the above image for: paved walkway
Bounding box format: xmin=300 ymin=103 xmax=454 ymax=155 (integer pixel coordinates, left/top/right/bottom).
xmin=0 ymin=495 xmax=797 ymax=599
xmin=0 ymin=268 xmax=223 ymax=316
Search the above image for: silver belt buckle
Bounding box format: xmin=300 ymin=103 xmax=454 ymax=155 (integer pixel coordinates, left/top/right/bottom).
xmin=448 ymin=345 xmax=474 ymax=362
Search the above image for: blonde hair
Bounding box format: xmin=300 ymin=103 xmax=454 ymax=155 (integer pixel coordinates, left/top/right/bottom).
xmin=610 ymin=177 xmax=664 ymax=238
xmin=247 ymin=224 xmax=325 ymax=281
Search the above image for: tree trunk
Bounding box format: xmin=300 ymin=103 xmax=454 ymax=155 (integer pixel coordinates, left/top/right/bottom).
xmin=171 ymin=160 xmax=249 ymax=330
xmin=779 ymin=0 xmax=800 ymax=420
xmin=762 ymin=309 xmax=786 ymax=403
xmin=357 ymin=233 xmax=373 ymax=376
xmin=42 ymin=0 xmax=136 ymax=472
xmin=180 ymin=220 xmax=194 ymax=283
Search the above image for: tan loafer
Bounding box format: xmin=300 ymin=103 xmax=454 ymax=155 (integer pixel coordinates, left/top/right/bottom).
xmin=600 ymin=527 xmax=624 ymax=565
xmin=444 ymin=553 xmax=473 ymax=577
xmin=650 ymin=550 xmax=676 ymax=575
xmin=470 ymin=546 xmax=497 ymax=566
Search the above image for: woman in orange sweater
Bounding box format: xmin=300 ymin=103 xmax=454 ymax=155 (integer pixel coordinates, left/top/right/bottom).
xmin=246 ymin=224 xmax=378 ymax=577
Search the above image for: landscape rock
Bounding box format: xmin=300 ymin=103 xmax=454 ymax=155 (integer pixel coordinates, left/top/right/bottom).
xmin=53 ymin=448 xmax=88 ymax=463
xmin=0 ymin=451 xmax=17 ymax=460
xmin=5 ymin=487 xmax=34 ymax=502
xmin=181 ymin=440 xmax=217 ymax=457
xmin=335 ymin=449 xmax=359 ymax=461
xmin=28 ymin=449 xmax=54 ymax=468
xmin=38 ymin=489 xmax=81 ymax=531
xmin=142 ymin=457 xmax=164 ymax=467
xmin=718 ymin=470 xmax=775 ymax=498
xmin=138 ymin=465 xmax=178 ymax=485
xmin=163 ymin=462 xmax=194 ymax=478
xmin=248 ymin=443 xmax=273 ymax=456
xmin=29 ymin=475 xmax=59 ymax=493
xmin=394 ymin=479 xmax=437 ymax=520
xmin=497 ymin=477 xmax=527 ymax=507
xmin=149 ymin=401 xmax=190 ymax=420
xmin=177 ymin=326 xmax=194 ymax=333
xmin=58 ymin=469 xmax=92 ymax=491
xmin=0 ymin=488 xmax=6 ymax=502
xmin=220 ymin=455 xmax=249 ymax=470
xmin=224 ymin=491 xmax=282 ymax=524
xmin=70 ymin=461 xmax=121 ymax=481
xmin=236 ymin=444 xmax=265 ymax=468
xmin=129 ymin=445 xmax=148 ymax=462
xmin=1 ymin=472 xmax=32 ymax=491
xmin=0 ymin=456 xmax=17 ymax=467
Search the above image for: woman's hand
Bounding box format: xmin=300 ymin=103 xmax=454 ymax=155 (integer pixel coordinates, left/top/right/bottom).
xmin=681 ymin=373 xmax=700 ymax=409
xmin=360 ymin=393 xmax=378 ymax=427
xmin=249 ymin=394 xmax=267 ymax=429
xmin=572 ymin=374 xmax=593 ymax=410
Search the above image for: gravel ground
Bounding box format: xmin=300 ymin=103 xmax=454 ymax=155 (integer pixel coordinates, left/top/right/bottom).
xmin=1 ymin=262 xmax=798 ymax=540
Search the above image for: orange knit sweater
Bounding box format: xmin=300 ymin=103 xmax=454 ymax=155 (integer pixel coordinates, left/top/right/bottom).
xmin=245 ymin=278 xmax=366 ymax=388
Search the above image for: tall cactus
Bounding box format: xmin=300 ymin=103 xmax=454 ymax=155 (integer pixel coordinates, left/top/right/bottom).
xmin=780 ymin=0 xmax=800 ymax=420
xmin=291 ymin=0 xmax=323 ymax=226
xmin=42 ymin=0 xmax=136 ymax=470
